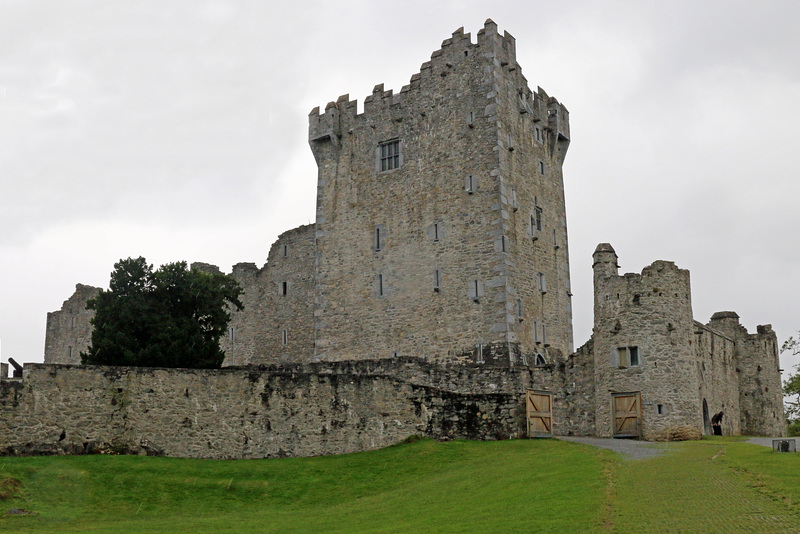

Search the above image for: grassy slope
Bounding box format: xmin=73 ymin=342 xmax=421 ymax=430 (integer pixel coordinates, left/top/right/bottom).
xmin=0 ymin=438 xmax=613 ymax=533
xmin=612 ymin=438 xmax=800 ymax=533
xmin=3 ymin=437 xmax=800 ymax=533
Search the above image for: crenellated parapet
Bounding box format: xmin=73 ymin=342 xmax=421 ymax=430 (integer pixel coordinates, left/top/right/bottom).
xmin=308 ymin=19 xmax=560 ymax=162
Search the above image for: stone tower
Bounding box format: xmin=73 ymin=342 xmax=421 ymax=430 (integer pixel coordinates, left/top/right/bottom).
xmin=309 ymin=20 xmax=573 ymax=363
xmin=591 ymin=244 xmax=702 ymax=440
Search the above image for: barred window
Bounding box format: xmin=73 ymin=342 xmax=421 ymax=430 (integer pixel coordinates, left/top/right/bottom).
xmin=379 ymin=139 xmax=401 ymax=171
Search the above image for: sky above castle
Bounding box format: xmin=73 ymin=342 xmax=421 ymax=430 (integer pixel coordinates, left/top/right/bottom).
xmin=2 ymin=1 xmax=799 ymax=375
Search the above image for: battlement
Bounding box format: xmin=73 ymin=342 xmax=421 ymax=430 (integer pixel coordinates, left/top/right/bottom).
xmin=308 ymin=20 xmax=559 ymax=150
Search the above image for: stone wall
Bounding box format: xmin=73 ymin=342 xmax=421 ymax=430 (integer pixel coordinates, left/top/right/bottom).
xmin=221 ymin=224 xmax=316 ymax=366
xmin=707 ymin=312 xmax=785 ymax=436
xmin=736 ymin=324 xmax=785 ymax=435
xmin=0 ymin=360 xmax=531 ymax=459
xmin=694 ymin=321 xmax=741 ymax=435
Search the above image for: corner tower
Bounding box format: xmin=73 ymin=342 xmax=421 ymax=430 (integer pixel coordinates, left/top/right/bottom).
xmin=591 ymin=246 xmax=702 ymax=440
xmin=309 ymin=20 xmax=573 ymax=363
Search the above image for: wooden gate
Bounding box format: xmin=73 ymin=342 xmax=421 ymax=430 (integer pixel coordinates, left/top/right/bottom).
xmin=526 ymin=390 xmax=553 ymax=438
xmin=612 ymin=392 xmax=642 ymax=438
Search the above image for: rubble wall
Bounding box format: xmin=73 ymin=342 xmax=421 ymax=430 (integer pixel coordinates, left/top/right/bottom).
xmin=0 ymin=360 xmax=532 ymax=459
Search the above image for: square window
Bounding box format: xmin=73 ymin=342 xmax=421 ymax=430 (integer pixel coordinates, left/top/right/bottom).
xmin=378 ymin=139 xmax=401 ymax=171
xmin=614 ymin=346 xmax=640 ymax=368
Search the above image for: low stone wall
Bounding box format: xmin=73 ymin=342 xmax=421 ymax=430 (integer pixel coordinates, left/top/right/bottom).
xmin=0 ymin=359 xmax=534 ymax=459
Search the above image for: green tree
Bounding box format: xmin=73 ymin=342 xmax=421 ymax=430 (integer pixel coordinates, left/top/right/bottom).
xmin=81 ymin=257 xmax=243 ymax=368
xmin=782 ymin=333 xmax=800 ymax=435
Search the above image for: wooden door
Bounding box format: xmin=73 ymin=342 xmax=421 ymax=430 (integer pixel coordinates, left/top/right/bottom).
xmin=612 ymin=392 xmax=642 ymax=438
xmin=526 ymin=390 xmax=553 ymax=438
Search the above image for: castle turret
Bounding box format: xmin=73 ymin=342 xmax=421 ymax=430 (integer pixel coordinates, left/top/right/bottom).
xmin=592 ymin=243 xmax=619 ymax=279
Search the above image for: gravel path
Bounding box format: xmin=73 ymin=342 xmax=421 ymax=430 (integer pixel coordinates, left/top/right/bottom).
xmin=556 ymin=435 xmax=669 ymax=460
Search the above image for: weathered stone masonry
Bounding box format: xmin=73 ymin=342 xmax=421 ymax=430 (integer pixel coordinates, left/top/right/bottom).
xmin=0 ymin=360 xmax=572 ymax=458
xmin=26 ymin=20 xmax=784 ymax=458
xmin=587 ymin=244 xmax=784 ymax=440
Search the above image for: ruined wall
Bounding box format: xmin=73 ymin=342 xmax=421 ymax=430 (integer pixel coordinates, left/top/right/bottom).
xmin=310 ymin=20 xmax=573 ymax=363
xmin=559 ymin=339 xmax=597 ymax=436
xmin=44 ymin=284 xmax=100 ymax=364
xmin=0 ymin=360 xmax=528 ymax=459
xmin=707 ymin=312 xmax=785 ymax=436
xmin=591 ymin=245 xmax=702 ymax=440
xmin=737 ymin=324 xmax=785 ymax=435
xmin=221 ymin=225 xmax=315 ymax=366
xmin=694 ymin=321 xmax=741 ymax=435
xmin=44 ymin=226 xmax=316 ymax=369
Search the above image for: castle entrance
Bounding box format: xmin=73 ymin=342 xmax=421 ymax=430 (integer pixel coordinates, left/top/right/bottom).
xmin=612 ymin=392 xmax=642 ymax=439
xmin=526 ymin=390 xmax=553 ymax=438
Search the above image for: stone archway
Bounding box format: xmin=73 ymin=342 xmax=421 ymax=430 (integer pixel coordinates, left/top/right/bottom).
xmin=702 ymin=398 xmax=711 ymax=435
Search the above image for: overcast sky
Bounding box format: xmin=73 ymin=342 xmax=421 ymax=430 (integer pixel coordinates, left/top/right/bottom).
xmin=2 ymin=0 xmax=799 ymax=376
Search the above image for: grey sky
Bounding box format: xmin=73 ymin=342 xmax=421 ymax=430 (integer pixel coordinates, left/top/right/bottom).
xmin=2 ymin=1 xmax=799 ymax=376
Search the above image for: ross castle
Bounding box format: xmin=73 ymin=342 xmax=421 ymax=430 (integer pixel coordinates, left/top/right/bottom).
xmin=1 ymin=21 xmax=784 ymax=458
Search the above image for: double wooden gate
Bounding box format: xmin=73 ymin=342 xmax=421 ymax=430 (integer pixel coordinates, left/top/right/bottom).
xmin=526 ymin=390 xmax=643 ymax=439
xmin=526 ymin=390 xmax=553 ymax=438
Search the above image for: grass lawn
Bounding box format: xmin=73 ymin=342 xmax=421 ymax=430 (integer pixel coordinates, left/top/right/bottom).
xmin=0 ymin=438 xmax=612 ymax=533
xmin=1 ymin=436 xmax=799 ymax=533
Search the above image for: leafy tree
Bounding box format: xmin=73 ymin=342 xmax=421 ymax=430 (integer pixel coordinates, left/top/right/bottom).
xmin=82 ymin=257 xmax=243 ymax=368
xmin=782 ymin=333 xmax=800 ymax=435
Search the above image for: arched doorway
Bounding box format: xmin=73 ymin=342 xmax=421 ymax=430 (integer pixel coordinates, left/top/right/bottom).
xmin=702 ymin=398 xmax=711 ymax=435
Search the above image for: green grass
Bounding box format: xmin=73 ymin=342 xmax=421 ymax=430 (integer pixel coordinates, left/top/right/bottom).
xmin=612 ymin=438 xmax=800 ymax=533
xmin=1 ymin=437 xmax=799 ymax=533
xmin=0 ymin=438 xmax=613 ymax=533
